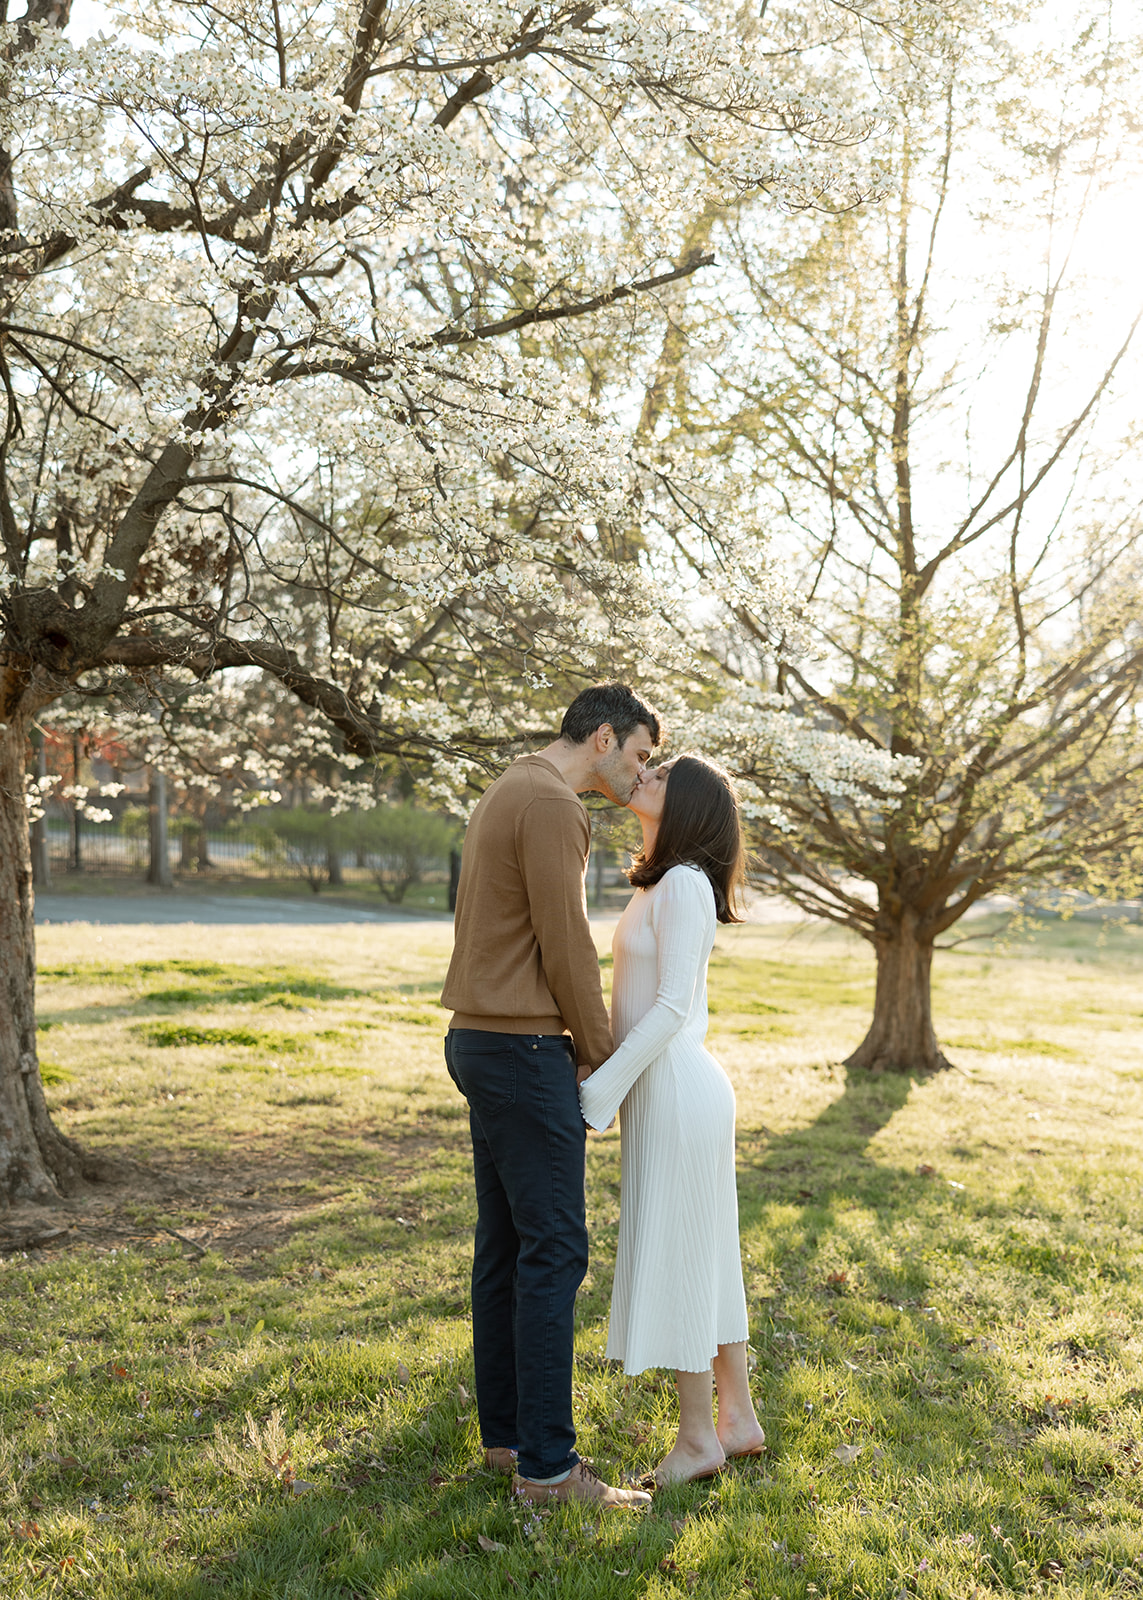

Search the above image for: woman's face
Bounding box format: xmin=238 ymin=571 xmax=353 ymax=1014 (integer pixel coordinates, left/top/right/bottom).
xmin=628 ymin=760 xmax=672 ymax=824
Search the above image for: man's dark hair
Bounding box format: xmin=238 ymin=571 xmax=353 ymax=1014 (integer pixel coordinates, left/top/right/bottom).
xmin=559 ymin=683 xmax=661 ymax=749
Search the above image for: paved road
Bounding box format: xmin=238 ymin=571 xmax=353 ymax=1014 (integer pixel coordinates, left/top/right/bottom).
xmin=34 ymin=892 xmax=453 ymax=927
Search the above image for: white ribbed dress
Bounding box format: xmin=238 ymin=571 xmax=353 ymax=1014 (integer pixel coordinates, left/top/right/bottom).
xmin=579 ymin=864 xmax=749 ymax=1374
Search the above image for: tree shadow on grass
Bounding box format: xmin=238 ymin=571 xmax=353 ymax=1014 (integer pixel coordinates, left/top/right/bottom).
xmin=733 ymin=1065 xmax=1038 ymax=1481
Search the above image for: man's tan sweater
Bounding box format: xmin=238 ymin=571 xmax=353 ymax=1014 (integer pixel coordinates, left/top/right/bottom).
xmin=442 ymin=756 xmax=613 ymax=1070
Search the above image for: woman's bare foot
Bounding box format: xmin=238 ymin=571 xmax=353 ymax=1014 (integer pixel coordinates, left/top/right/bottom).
xmin=716 ymin=1419 xmax=766 ymax=1459
xmin=653 ymin=1438 xmax=727 ymax=1486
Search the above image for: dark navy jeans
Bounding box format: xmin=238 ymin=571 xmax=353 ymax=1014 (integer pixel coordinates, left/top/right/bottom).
xmin=444 ymin=1029 xmax=588 ymax=1481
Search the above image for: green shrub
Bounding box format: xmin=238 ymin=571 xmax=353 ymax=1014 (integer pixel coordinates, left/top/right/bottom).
xmin=342 ymin=804 xmax=459 ymax=903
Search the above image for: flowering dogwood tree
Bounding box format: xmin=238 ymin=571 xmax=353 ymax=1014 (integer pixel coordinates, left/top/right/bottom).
xmin=625 ymin=0 xmax=1143 ymax=1071
xmin=0 ymin=0 xmax=900 ymax=1202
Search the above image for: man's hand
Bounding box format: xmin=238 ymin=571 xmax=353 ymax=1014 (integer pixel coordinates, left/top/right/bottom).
xmin=575 ymin=1062 xmax=594 ymax=1087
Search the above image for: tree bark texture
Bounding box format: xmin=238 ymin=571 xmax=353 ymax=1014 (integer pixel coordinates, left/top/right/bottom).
xmin=30 ymin=727 xmax=50 ymax=888
xmin=844 ymin=906 xmax=952 ymax=1074
xmin=0 ymin=711 xmax=113 ymax=1204
xmin=147 ymin=772 xmax=173 ymax=888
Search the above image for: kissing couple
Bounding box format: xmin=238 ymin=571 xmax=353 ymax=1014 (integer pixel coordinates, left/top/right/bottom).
xmin=442 ymin=682 xmax=765 ymax=1507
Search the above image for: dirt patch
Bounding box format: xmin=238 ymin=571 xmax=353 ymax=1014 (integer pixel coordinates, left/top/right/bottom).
xmin=0 ymin=1128 xmax=453 ymax=1264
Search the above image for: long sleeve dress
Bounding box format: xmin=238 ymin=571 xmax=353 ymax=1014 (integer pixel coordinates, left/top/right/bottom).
xmin=579 ymin=863 xmax=749 ymax=1374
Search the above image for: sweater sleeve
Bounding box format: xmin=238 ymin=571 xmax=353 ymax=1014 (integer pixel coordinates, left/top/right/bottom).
xmin=518 ymin=795 xmax=614 ymax=1069
xmin=578 ymin=866 xmax=714 ymax=1130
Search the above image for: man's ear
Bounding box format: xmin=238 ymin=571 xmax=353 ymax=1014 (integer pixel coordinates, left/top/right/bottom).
xmin=595 ymin=722 xmax=614 ymax=751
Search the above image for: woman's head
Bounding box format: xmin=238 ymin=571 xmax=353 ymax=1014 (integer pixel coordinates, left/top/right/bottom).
xmin=627 ymin=755 xmax=746 ymax=924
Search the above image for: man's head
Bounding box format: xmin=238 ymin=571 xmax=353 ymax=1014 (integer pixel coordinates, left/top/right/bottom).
xmin=559 ymin=683 xmax=661 ymax=805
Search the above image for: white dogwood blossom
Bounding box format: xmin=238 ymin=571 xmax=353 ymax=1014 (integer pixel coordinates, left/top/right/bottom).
xmin=0 ymin=0 xmax=920 ymax=1198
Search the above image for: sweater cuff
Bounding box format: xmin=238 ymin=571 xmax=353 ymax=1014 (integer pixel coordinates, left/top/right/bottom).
xmin=577 ymin=1078 xmax=615 ymax=1132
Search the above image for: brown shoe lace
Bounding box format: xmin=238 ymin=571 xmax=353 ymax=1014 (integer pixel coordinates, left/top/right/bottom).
xmin=574 ymin=1459 xmax=603 ymax=1485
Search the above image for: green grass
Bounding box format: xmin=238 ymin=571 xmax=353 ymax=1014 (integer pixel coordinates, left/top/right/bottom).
xmin=132 ymin=1021 xmax=310 ymax=1054
xmin=2 ymin=916 xmax=1142 ymax=1598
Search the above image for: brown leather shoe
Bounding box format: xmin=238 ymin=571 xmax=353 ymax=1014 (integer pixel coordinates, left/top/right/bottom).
xmin=483 ymin=1447 xmax=518 ymax=1474
xmin=512 ymin=1459 xmax=652 ymax=1509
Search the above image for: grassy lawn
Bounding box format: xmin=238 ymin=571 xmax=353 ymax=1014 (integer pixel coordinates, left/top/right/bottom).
xmin=2 ymin=916 xmax=1142 ymax=1599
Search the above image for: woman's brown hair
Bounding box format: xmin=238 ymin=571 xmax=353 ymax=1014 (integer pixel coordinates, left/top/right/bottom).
xmin=626 ymin=755 xmax=746 ymax=924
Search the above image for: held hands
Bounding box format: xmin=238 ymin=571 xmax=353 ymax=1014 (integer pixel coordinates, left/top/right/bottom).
xmin=577 ymin=1063 xmax=617 ymax=1132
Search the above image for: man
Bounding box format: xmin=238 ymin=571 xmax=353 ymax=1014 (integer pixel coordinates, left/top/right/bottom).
xmin=442 ymin=683 xmax=661 ymax=1507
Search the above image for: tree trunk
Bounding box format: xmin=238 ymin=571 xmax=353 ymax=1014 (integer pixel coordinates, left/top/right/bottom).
xmin=147 ymin=772 xmax=173 ymax=888
xmin=70 ymin=733 xmax=83 ymax=873
xmin=844 ymin=906 xmax=952 ymax=1074
xmin=30 ymin=727 xmax=51 ymax=889
xmin=0 ymin=713 xmax=114 ymax=1204
xmin=179 ymin=822 xmax=211 ymax=873
xmin=326 ymin=840 xmax=343 ymax=887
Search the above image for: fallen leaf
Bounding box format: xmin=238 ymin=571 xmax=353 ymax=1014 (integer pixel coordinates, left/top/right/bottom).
xmin=396 ymin=1361 xmax=410 ymax=1387
xmin=686 ymin=1574 xmax=700 ymax=1592
xmin=834 ymin=1444 xmax=863 ymax=1466
xmin=12 ymin=1520 xmax=40 ymax=1541
xmin=457 ymin=1383 xmax=470 ymax=1406
xmin=916 ymin=1163 xmax=937 ymax=1177
xmin=477 ymin=1534 xmax=507 ymax=1553
xmin=290 ymin=1480 xmax=317 ymax=1495
xmin=613 ymin=1570 xmax=631 ymax=1577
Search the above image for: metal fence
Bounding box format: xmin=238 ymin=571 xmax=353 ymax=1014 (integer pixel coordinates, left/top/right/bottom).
xmin=38 ymin=815 xmax=629 ymax=906
xmin=41 ymin=822 xmax=452 ymax=889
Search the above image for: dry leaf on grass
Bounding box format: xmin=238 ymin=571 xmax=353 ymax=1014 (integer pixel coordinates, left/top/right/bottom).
xmin=477 ymin=1533 xmax=507 ymax=1553
xmin=834 ymin=1444 xmax=863 ymax=1465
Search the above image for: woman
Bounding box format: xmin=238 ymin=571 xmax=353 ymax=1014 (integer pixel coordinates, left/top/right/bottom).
xmin=579 ymin=755 xmax=766 ymax=1485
